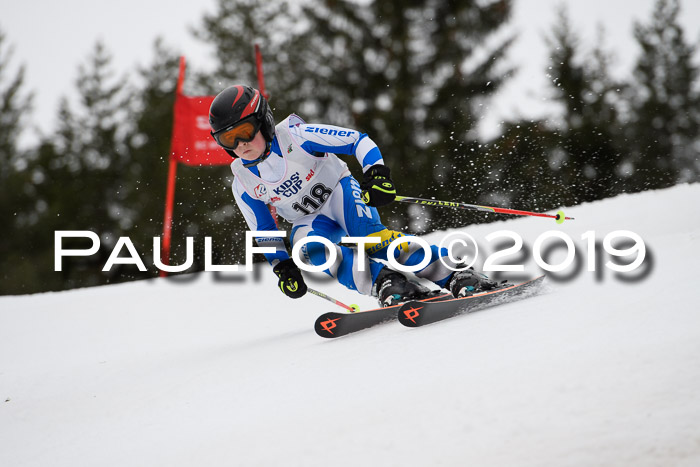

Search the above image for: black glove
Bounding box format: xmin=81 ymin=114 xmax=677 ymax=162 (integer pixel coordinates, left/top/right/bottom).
xmin=361 ymin=164 xmax=396 ymax=207
xmin=273 ymin=259 xmax=307 ymax=299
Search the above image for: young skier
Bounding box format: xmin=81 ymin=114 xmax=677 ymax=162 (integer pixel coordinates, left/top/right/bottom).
xmin=209 ymin=85 xmax=497 ymax=306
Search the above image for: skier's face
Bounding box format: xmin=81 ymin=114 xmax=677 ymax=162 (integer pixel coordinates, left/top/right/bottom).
xmin=234 ymin=130 xmax=267 ymax=161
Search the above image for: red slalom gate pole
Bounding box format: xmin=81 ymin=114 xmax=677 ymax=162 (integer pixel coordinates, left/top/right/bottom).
xmin=254 ymin=44 xmax=269 ymax=100
xmin=160 ymin=157 xmax=179 ymax=278
xmin=160 ymin=56 xmax=186 ymax=277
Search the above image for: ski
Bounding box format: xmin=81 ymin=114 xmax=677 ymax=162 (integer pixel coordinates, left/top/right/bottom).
xmin=398 ymin=275 xmax=545 ymax=328
xmin=314 ymin=292 xmax=451 ymax=338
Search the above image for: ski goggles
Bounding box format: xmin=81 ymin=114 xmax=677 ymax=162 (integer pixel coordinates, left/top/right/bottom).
xmin=211 ymin=116 xmax=261 ymax=150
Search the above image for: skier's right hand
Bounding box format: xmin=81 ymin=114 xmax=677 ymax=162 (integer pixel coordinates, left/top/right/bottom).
xmin=273 ymin=259 xmax=308 ymax=299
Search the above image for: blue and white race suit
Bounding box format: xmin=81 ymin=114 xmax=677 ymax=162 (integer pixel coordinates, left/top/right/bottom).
xmin=231 ymin=114 xmax=456 ymax=295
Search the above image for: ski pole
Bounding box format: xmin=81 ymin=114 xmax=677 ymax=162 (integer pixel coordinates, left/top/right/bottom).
xmin=308 ymin=288 xmax=361 ymax=313
xmin=395 ymin=195 xmax=574 ymax=224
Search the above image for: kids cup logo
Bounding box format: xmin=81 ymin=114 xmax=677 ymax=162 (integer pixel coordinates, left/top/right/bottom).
xmin=274 ymin=172 xmax=304 ymax=198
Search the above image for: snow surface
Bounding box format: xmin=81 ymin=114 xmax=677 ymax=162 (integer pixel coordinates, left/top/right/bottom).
xmin=2 ymin=184 xmax=700 ymax=466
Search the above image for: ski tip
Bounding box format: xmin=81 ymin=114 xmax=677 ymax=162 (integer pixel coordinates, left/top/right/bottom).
xmin=397 ymin=301 xmax=425 ymax=327
xmin=314 ymin=313 xmax=344 ymax=338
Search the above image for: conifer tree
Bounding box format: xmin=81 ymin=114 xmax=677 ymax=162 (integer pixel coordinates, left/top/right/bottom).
xmin=193 ymin=0 xmax=309 ymax=118
xmin=26 ymin=42 xmax=134 ymax=290
xmin=201 ymin=0 xmax=516 ymax=230
xmin=302 ymin=0 xmax=515 ymax=229
xmin=544 ymin=8 xmax=627 ymax=203
xmin=0 ymin=27 xmax=34 ymax=294
xmin=124 ymin=38 xmax=180 ymax=272
xmin=0 ymin=29 xmax=31 ymax=179
xmin=628 ymin=0 xmax=700 ymax=189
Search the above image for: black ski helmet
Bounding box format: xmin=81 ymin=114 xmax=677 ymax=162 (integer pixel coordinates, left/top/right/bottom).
xmin=209 ymin=85 xmax=275 ymax=158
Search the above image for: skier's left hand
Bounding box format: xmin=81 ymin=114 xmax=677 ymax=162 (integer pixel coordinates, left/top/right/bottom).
xmin=361 ymin=164 xmax=396 ymax=207
xmin=273 ymin=259 xmax=308 ymax=299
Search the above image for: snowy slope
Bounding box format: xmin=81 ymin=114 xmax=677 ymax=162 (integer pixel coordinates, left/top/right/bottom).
xmin=1 ymin=184 xmax=699 ymax=467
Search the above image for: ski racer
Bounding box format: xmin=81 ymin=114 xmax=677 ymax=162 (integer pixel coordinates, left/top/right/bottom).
xmin=209 ymin=85 xmax=497 ymax=306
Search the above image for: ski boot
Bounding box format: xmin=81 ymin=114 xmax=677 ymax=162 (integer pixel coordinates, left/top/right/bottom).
xmin=372 ymin=267 xmax=432 ymax=307
xmin=446 ymin=266 xmax=498 ymax=298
